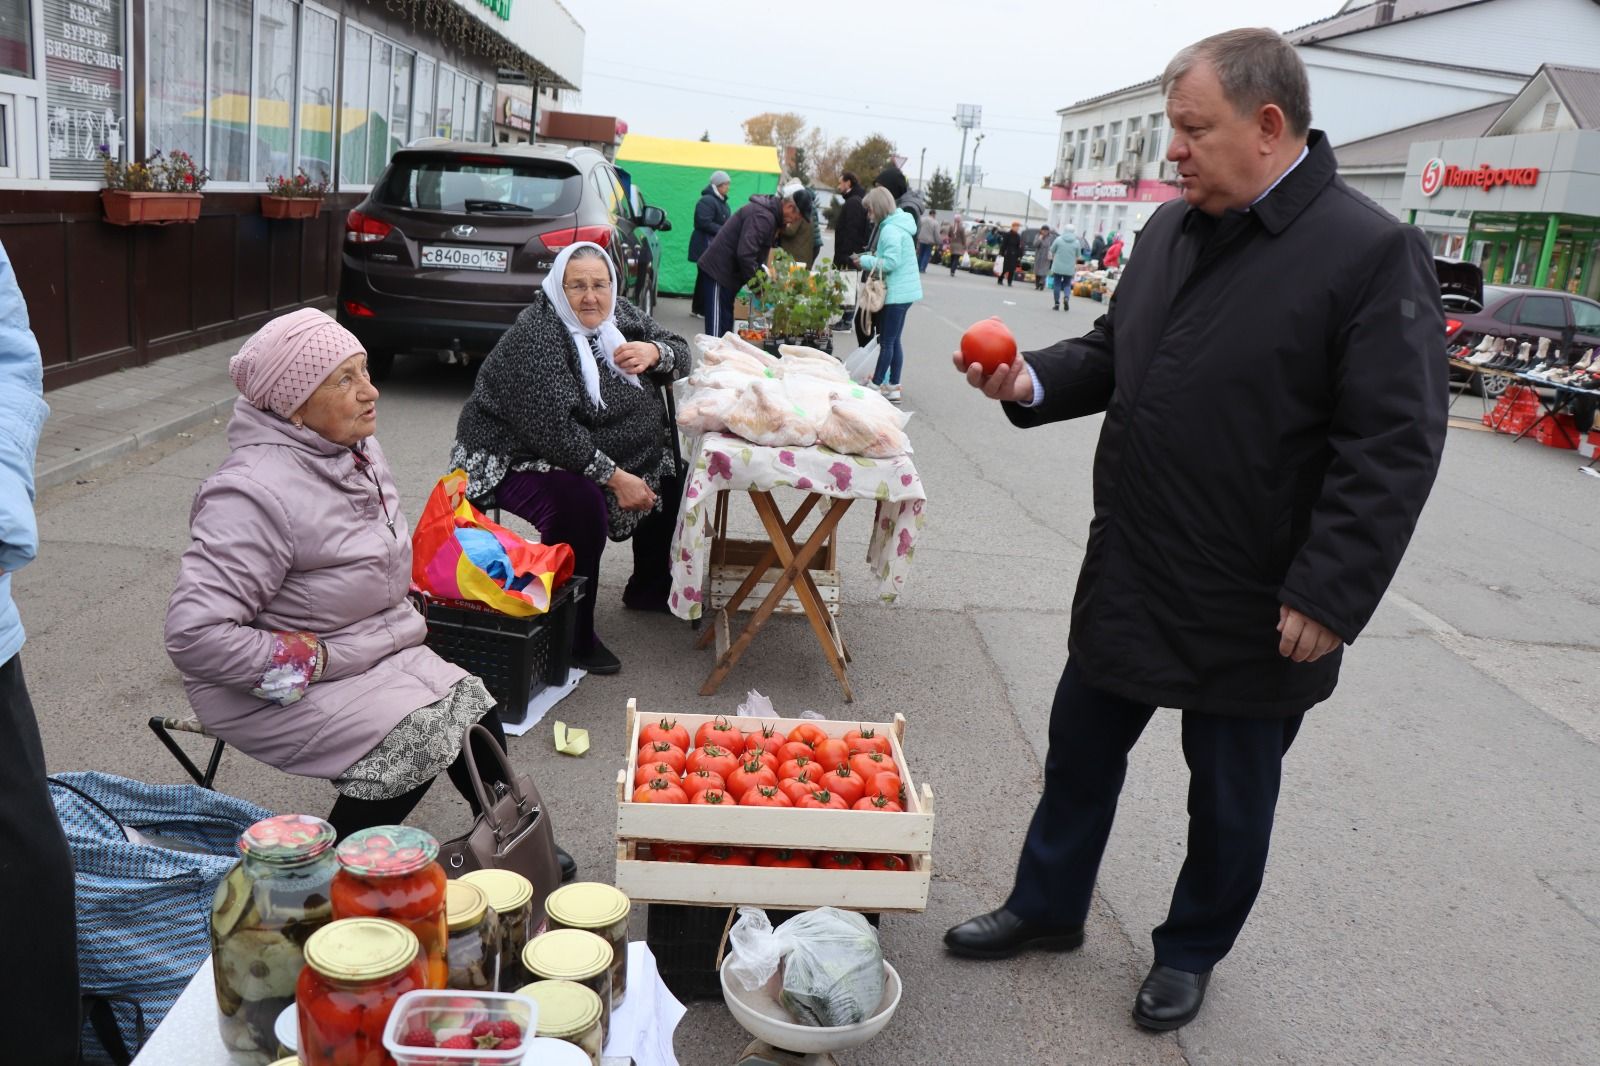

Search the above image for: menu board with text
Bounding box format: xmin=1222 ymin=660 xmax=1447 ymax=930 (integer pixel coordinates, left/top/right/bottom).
xmin=44 ymin=0 xmax=125 ymax=180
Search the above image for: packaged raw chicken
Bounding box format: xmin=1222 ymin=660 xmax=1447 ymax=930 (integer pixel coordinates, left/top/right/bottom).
xmin=676 ymin=387 xmax=738 ymax=434
xmin=724 ymin=379 xmax=818 ymax=447
xmin=721 ymin=332 xmax=782 ymax=365
xmin=818 ymin=396 xmax=910 ymax=458
xmin=776 ymin=344 xmax=850 ymax=382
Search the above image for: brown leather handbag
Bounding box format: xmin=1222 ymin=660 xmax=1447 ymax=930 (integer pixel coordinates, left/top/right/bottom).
xmin=438 ymin=724 xmax=563 ymax=914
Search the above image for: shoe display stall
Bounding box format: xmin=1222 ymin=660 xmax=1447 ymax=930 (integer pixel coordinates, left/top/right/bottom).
xmin=1447 ymin=333 xmax=1600 ymax=455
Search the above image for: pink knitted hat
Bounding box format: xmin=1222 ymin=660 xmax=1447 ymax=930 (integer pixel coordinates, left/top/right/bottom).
xmin=229 ymin=309 xmax=365 ymax=418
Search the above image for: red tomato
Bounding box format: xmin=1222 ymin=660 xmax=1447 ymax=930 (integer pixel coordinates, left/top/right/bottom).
xmin=634 ymin=761 xmax=682 ymax=787
xmin=740 ymin=785 xmax=792 ymax=807
xmin=853 ymin=794 xmax=904 ymax=812
xmin=814 ymin=852 xmax=865 ymax=870
xmin=848 ymin=751 xmax=894 ymax=780
xmin=679 ymin=769 xmax=725 ymax=799
xmin=653 ymin=842 xmax=701 ymax=863
xmin=819 ymin=767 xmax=865 ymax=805
xmin=632 ymin=779 xmax=687 ymax=804
xmin=635 ymin=770 xmax=679 ymax=793
xmin=754 ymin=848 xmax=813 ymax=868
xmin=797 ymin=789 xmax=848 ymax=810
xmin=777 ymin=776 xmax=818 ymax=806
xmin=727 ymin=759 xmax=778 ymax=799
xmin=778 ymin=756 xmax=819 ymax=782
xmin=640 ymin=718 xmax=690 ymax=752
xmin=776 ymin=741 xmax=816 ymax=764
xmin=690 ymin=788 xmax=733 ymax=805
xmin=686 ymin=744 xmax=741 ymax=780
xmin=744 ymin=723 xmax=788 ymax=757
xmin=698 ymin=846 xmax=753 ymax=866
xmin=694 ymin=716 xmax=744 ymax=752
xmin=788 ymin=722 xmax=828 ymax=747
xmin=751 ymin=749 xmax=779 ymax=773
xmin=959 ymin=317 xmax=1018 ymax=374
xmin=812 ymin=738 xmax=851 ymax=773
xmin=637 ymin=741 xmax=686 ymax=775
xmin=844 ymin=726 xmax=892 ymax=757
xmin=869 ymin=771 xmax=904 ymax=805
xmin=865 ymin=853 xmax=911 ymax=871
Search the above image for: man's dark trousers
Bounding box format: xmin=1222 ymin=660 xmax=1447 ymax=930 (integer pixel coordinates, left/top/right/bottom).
xmin=1005 ymin=659 xmax=1303 ymax=972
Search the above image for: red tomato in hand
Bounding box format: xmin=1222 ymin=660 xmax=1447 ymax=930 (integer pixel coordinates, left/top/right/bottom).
xmin=690 ymin=788 xmax=733 ymax=805
xmin=812 ymin=738 xmax=851 ymax=773
xmin=778 ymin=756 xmax=819 ymax=781
xmin=798 ymin=789 xmax=848 ymax=810
xmin=788 ymin=722 xmax=828 ymax=747
xmin=819 ymin=767 xmax=865 ymax=805
xmin=777 ymin=776 xmax=819 ymax=806
xmin=744 ymin=723 xmax=788 ymax=757
xmin=755 ymin=848 xmax=813 ymax=868
xmin=866 ymin=853 xmax=911 ymax=871
xmin=640 ymin=718 xmax=690 ymax=752
xmin=686 ymin=744 xmax=740 ymax=780
xmin=698 ymin=846 xmax=753 ymax=865
xmin=815 ymin=852 xmax=865 ymax=870
xmin=853 ymin=794 xmax=903 ymax=812
xmin=694 ymin=716 xmax=744 ymax=752
xmin=844 ymin=726 xmax=892 ymax=757
xmin=653 ymin=842 xmax=701 ymax=863
xmin=848 ymin=751 xmax=894 ymax=780
xmin=727 ymin=758 xmax=778 ymax=799
xmin=959 ymin=317 xmax=1017 ymax=374
xmin=776 ymin=741 xmax=817 ymax=764
xmin=680 ymin=769 xmax=725 ymax=799
xmin=632 ymin=779 xmax=687 ymax=804
xmin=637 ymin=741 xmax=686 ymax=775
xmin=635 ymin=761 xmax=681 ymax=787
xmin=740 ymin=784 xmax=792 ymax=807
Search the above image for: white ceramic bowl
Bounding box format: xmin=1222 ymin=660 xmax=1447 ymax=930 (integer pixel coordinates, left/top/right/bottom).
xmin=719 ymin=958 xmax=902 ymax=1054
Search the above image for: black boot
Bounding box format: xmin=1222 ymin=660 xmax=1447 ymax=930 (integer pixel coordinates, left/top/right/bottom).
xmin=555 ymin=845 xmax=578 ymax=883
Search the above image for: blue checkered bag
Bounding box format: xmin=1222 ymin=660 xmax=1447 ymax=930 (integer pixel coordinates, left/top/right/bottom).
xmin=48 ymin=772 xmax=272 ymax=1064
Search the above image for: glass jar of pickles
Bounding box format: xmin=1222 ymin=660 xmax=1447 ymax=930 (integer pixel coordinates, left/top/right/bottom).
xmin=444 ymin=878 xmax=501 ymax=991
xmin=461 ymin=869 xmax=535 ymax=991
xmin=296 ymin=918 xmax=427 ymax=1066
xmin=544 ymin=883 xmax=630 ymax=1007
xmin=331 ymin=826 xmax=448 ymax=989
xmin=211 ymin=813 xmax=338 ymax=1059
xmin=522 ymin=929 xmax=613 ymax=1044
xmin=516 ymin=979 xmax=605 ymax=1066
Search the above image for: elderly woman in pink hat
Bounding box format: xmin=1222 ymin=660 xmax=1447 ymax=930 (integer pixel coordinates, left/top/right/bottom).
xmin=166 ymin=311 xmax=572 ymax=869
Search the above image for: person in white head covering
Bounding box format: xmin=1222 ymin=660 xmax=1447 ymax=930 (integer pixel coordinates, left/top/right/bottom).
xmin=450 ymin=242 xmax=691 ymax=675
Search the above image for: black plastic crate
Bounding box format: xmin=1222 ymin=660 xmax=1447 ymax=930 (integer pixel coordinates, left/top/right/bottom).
xmin=645 ymin=902 xmax=879 ymax=1002
xmin=421 ymin=577 xmax=585 ymax=724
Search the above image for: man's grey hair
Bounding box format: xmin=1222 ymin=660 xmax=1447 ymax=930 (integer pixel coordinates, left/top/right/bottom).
xmin=1161 ymin=28 xmax=1312 ymax=138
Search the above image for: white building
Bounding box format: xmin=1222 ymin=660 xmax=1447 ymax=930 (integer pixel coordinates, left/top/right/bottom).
xmin=1045 ymin=0 xmax=1600 ymax=247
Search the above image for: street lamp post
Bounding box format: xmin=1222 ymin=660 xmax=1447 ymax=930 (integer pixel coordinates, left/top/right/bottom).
xmin=918 ymin=147 xmax=926 ymax=187
xmin=966 ymin=133 xmax=985 ymax=215
xmin=954 ymin=104 xmax=981 ymax=216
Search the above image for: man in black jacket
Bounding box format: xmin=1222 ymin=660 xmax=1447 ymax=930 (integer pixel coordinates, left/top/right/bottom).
xmin=832 ymin=172 xmax=869 ymax=331
xmin=944 ymin=28 xmax=1446 ymax=1032
xmin=687 ymin=170 xmax=731 ymax=316
xmin=695 ymin=192 xmax=800 ymax=338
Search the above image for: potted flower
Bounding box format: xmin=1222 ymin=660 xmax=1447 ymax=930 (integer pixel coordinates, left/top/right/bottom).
xmin=746 ymin=251 xmax=850 ymax=355
xmin=261 ymin=168 xmax=330 ymax=220
xmin=100 ymin=147 xmax=208 ymax=225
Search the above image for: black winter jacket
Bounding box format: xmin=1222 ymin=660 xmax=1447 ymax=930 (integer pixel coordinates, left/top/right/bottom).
xmin=688 ymin=185 xmax=730 ymax=263
xmin=999 ymin=230 xmax=1024 ymax=263
xmin=696 ymin=194 xmax=782 ymax=291
xmin=1004 ymin=132 xmax=1446 ymax=717
xmin=833 ymin=186 xmax=869 ymax=265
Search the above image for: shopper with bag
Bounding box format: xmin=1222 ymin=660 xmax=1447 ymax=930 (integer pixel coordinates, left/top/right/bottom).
xmin=855 ymin=187 xmax=922 ymax=403
xmin=164 ymin=311 xmax=574 ymax=879
xmin=998 ymin=221 xmax=1024 ymax=286
xmin=0 ymin=239 xmax=79 ymax=1064
xmin=1032 ymin=226 xmax=1053 ymax=290
xmin=946 ymin=214 xmax=968 ymax=276
xmin=1049 ymin=224 xmax=1082 ymax=310
xmin=451 ymin=243 xmax=691 ymax=676
xmin=832 ymin=172 xmax=871 ymax=331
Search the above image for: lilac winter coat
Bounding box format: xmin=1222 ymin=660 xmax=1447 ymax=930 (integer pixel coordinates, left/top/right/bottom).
xmin=165 ymin=399 xmax=466 ymax=780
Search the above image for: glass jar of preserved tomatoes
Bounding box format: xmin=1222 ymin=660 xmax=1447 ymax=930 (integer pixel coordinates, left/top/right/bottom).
xmin=460 ymin=869 xmax=535 ymax=992
xmin=444 ymin=878 xmax=501 ymax=992
xmin=296 ymin=917 xmax=427 ymax=1066
xmin=543 ymin=883 xmax=630 ymax=1007
xmin=331 ymin=826 xmax=448 ymax=989
xmin=211 ymin=813 xmax=338 ymax=1058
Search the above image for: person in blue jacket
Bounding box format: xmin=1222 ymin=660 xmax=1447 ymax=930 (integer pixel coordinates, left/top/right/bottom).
xmin=0 ymin=238 xmax=79 ymax=1062
xmin=855 ymin=187 xmax=923 ymax=403
xmin=687 ymin=171 xmax=731 ymax=316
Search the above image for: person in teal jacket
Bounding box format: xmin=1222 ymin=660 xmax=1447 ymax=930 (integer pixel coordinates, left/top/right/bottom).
xmin=855 ymin=187 xmax=923 ymax=403
xmin=1049 ymin=224 xmax=1083 ymax=310
xmin=0 ymin=238 xmax=80 ymax=1062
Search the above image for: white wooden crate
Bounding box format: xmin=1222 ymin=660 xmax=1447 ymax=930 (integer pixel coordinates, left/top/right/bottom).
xmin=614 ymin=699 xmax=933 ymax=913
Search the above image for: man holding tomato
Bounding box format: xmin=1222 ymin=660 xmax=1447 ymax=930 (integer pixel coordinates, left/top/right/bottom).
xmin=944 ymin=29 xmax=1446 ymax=1032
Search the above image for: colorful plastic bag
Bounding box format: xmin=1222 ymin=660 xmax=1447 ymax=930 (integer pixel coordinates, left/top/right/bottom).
xmin=412 ymin=470 xmax=575 ymax=617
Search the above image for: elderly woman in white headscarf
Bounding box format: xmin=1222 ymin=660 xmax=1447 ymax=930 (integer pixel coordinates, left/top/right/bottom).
xmin=450 ymin=243 xmax=690 ymax=676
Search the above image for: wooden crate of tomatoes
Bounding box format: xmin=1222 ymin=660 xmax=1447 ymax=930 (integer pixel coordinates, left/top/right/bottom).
xmin=614 ymin=698 xmax=934 ymax=912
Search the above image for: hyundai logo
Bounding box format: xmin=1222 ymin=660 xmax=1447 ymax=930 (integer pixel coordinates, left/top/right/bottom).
xmin=450 ymin=224 xmax=477 ymax=237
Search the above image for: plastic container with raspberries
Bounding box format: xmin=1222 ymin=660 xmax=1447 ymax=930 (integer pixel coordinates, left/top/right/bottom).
xmin=382 ymin=990 xmax=538 ymax=1063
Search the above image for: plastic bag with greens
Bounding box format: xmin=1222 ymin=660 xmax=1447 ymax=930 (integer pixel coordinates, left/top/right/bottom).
xmin=726 ymin=906 xmax=885 ymax=1027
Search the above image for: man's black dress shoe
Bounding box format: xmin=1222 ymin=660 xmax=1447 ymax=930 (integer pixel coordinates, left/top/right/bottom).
xmin=555 ymin=845 xmax=578 ymax=883
xmin=1132 ymin=963 xmax=1211 ymax=1031
xmin=574 ymin=641 xmax=621 ymax=676
xmin=943 ymin=907 xmax=1085 ymax=959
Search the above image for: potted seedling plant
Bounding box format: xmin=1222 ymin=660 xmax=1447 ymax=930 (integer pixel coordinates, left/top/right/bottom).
xmin=746 ymin=251 xmax=850 ymax=355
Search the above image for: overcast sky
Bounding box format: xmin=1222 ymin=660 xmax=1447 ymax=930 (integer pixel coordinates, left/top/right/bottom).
xmin=569 ymin=0 xmax=1342 ymax=198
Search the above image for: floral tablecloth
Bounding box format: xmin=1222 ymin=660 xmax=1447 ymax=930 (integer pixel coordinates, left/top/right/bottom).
xmin=669 ymin=431 xmax=928 ymax=621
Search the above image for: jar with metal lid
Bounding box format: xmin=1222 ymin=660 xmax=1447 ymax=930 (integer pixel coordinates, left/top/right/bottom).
xmin=444 ymin=878 xmax=501 ymax=991
xmin=295 ymin=917 xmax=427 ymax=1066
xmin=331 ymin=826 xmax=448 ymax=989
xmin=211 ymin=813 xmax=337 ymax=1059
xmin=461 ymin=868 xmax=536 ymax=991
xmin=544 ymin=882 xmax=630 ymax=1006
xmin=522 ymin=928 xmax=613 ymax=1044
xmin=516 ymin=979 xmax=605 ymax=1065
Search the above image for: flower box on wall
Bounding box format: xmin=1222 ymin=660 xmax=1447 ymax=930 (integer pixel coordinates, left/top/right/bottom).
xmin=101 ymin=191 xmax=203 ymax=226
xmin=260 ymin=196 xmax=322 ymax=220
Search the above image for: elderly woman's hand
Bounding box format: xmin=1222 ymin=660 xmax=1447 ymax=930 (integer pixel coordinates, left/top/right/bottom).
xmin=613 ymin=341 xmax=662 ymax=375
xmin=607 ymin=468 xmax=658 ymax=512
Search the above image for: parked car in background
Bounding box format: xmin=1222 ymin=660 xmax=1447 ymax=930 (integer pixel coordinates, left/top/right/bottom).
xmin=338 ymin=141 xmax=671 ymax=379
xmin=1441 ymin=255 xmax=1600 ymax=398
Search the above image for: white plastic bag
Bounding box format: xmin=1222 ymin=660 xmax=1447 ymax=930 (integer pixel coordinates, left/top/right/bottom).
xmin=844 ymin=339 xmax=880 ymax=385
xmin=725 ymin=907 xmax=885 ymax=1028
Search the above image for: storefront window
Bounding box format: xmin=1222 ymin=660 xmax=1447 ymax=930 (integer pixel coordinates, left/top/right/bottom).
xmin=477 ymin=79 xmax=492 ymax=142
xmin=297 ymin=6 xmax=336 ymax=184
xmin=44 ymin=0 xmax=128 ymax=177
xmin=410 ymin=54 xmax=433 ymax=145
xmin=1146 ymin=114 xmax=1164 ymax=162
xmin=366 ymin=39 xmax=391 ymax=179
xmin=435 ymin=65 xmax=454 ymax=137
xmin=206 ymin=0 xmax=251 ymax=181
xmin=149 ymin=0 xmax=205 ymax=167
xmin=390 ymin=47 xmax=412 ymax=158
xmin=340 ymin=24 xmax=370 ymax=184
xmin=0 ymin=0 xmax=33 ymax=77
xmin=253 ymin=0 xmax=295 ymax=181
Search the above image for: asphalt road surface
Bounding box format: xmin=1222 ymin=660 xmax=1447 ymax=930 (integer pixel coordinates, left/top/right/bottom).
xmin=21 ymin=264 xmax=1600 ymax=1064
